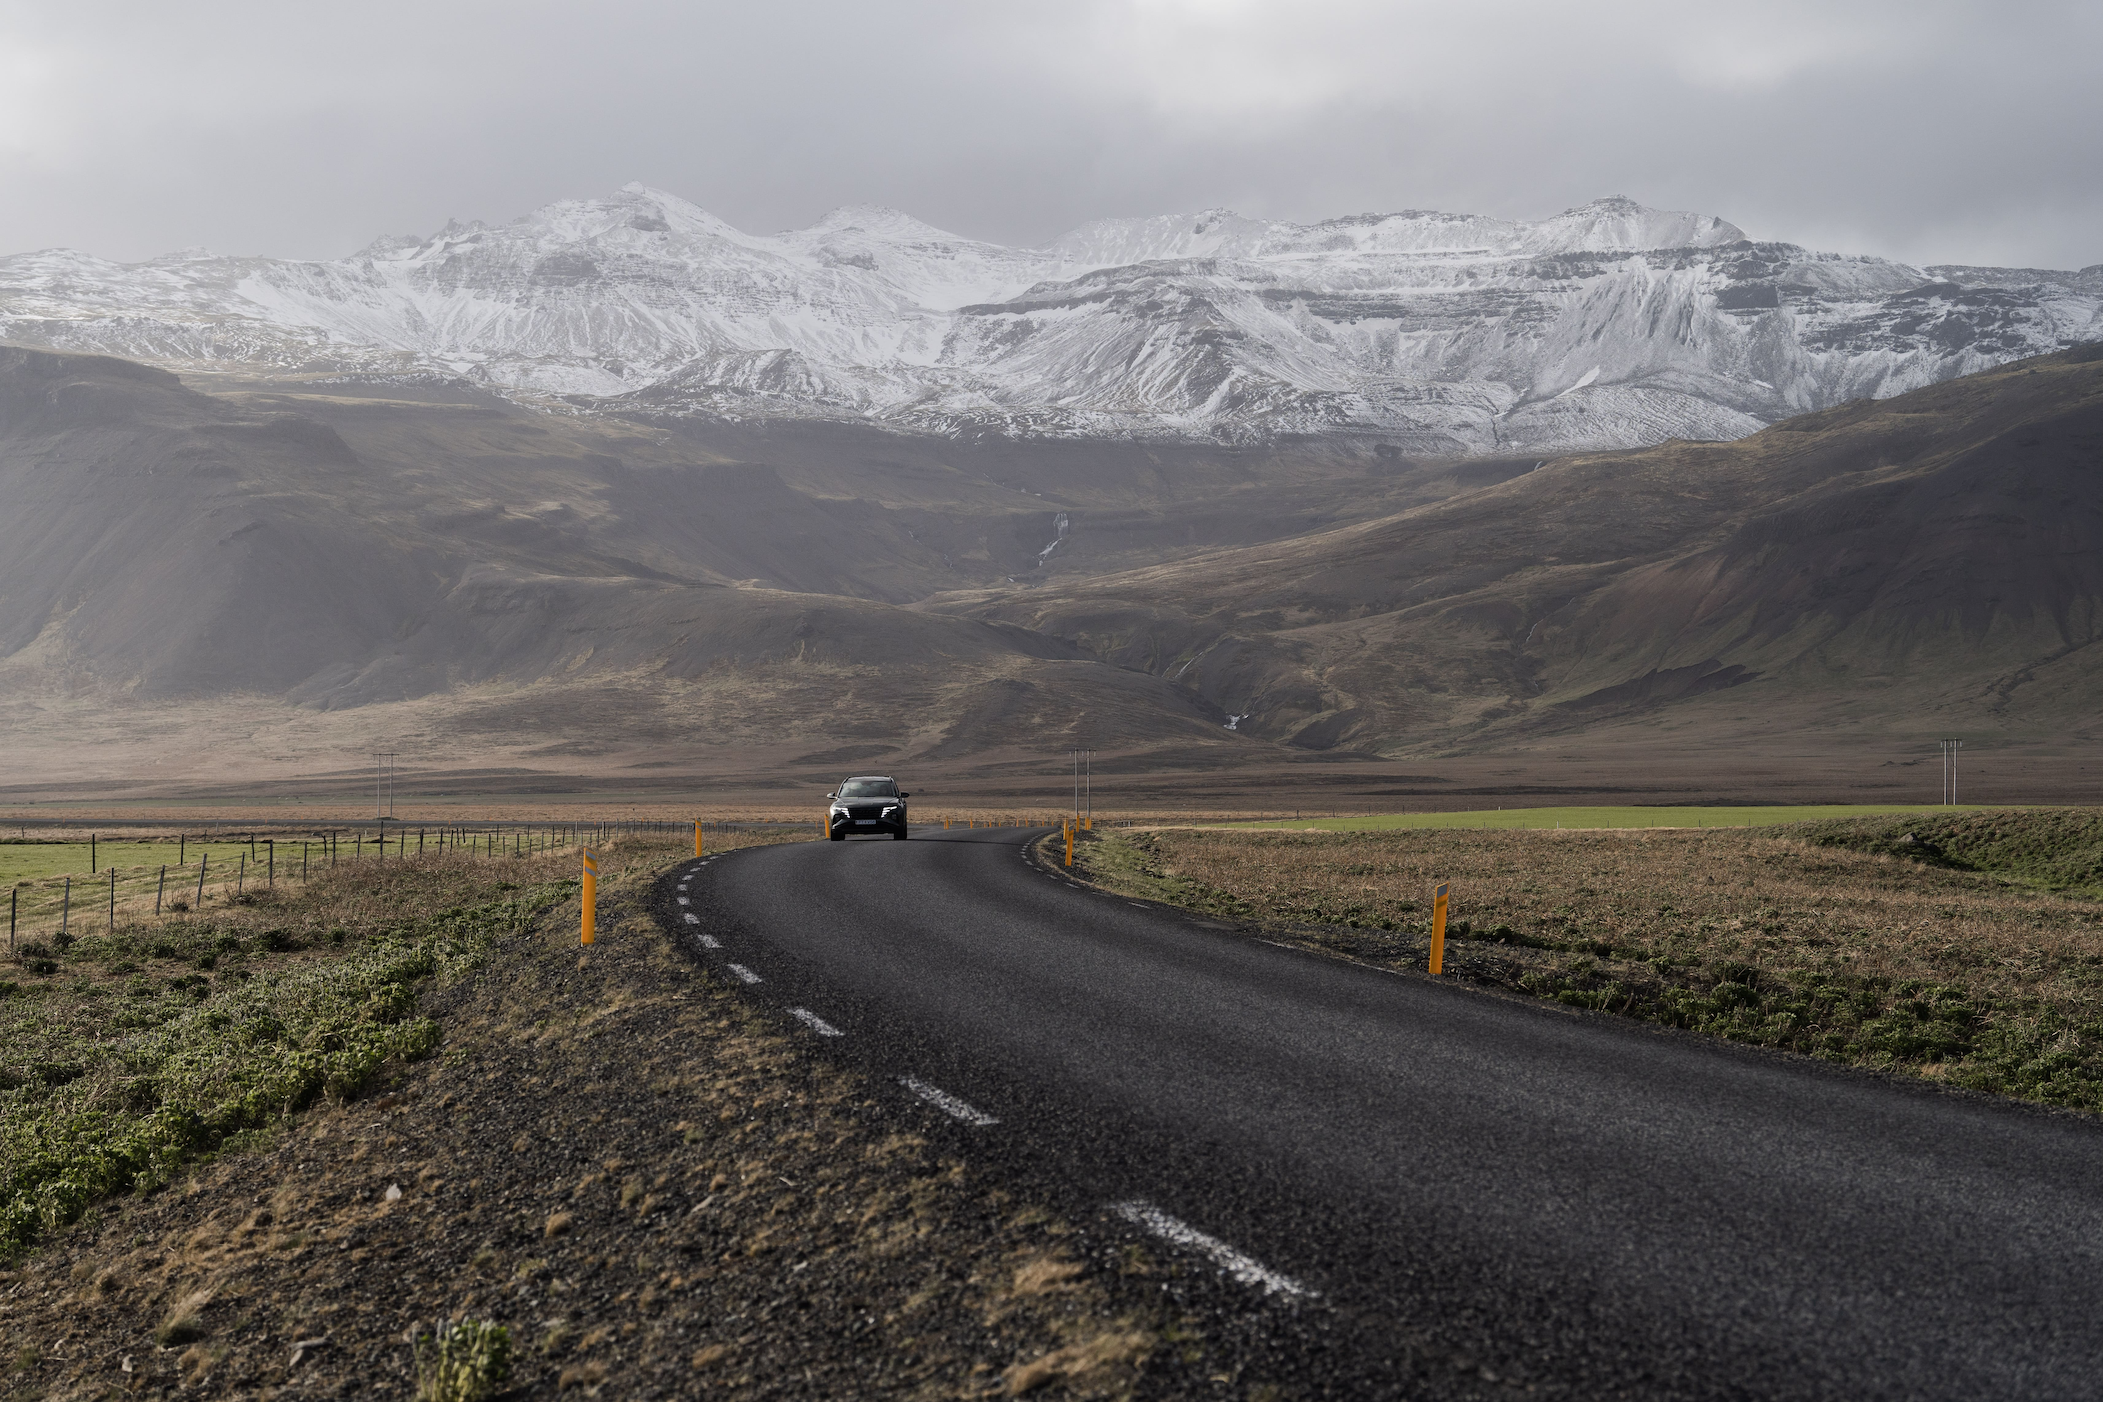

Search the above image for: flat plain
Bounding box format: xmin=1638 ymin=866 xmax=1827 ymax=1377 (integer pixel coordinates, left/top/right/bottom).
xmin=1224 ymin=803 xmax=2005 ymax=830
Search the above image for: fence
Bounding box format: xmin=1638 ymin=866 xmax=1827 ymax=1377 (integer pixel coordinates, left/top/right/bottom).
xmin=2 ymin=820 xmax=802 ymax=951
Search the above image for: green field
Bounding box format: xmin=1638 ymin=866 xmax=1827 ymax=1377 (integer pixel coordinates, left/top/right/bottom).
xmin=1225 ymin=804 xmax=2012 ymax=832
xmin=1 ymin=841 xmax=319 ymax=885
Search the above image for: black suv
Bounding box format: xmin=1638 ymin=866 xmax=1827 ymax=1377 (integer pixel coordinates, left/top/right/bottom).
xmin=827 ymin=776 xmax=910 ymax=840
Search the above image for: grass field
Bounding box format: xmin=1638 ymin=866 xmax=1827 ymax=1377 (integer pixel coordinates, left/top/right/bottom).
xmin=3 ymin=833 xmax=587 ymax=936
xmin=1 ymin=842 xmax=299 ymax=884
xmin=1078 ymin=809 xmax=2103 ymax=1113
xmin=1225 ymin=804 xmax=2010 ymax=831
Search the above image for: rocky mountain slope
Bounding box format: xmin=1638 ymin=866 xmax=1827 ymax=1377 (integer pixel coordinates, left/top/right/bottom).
xmin=3 ymin=187 xmax=2096 ymax=453
xmin=937 ymin=344 xmax=2103 ymax=753
xmin=3 ymin=338 xmax=2098 ymax=789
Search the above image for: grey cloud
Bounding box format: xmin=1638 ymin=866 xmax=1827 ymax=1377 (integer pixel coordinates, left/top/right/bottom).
xmin=0 ymin=0 xmax=2095 ymax=270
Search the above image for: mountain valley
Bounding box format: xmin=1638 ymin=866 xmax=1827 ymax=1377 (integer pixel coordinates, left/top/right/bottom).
xmin=0 ymin=335 xmax=2097 ymax=806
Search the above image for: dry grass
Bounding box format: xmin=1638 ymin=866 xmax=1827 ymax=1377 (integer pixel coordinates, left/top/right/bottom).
xmin=1081 ymin=822 xmax=2103 ymax=1110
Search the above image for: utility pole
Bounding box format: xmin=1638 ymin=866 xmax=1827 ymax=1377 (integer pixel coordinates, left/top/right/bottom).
xmin=373 ymin=752 xmax=398 ymax=821
xmin=1940 ymin=739 xmax=1963 ymax=805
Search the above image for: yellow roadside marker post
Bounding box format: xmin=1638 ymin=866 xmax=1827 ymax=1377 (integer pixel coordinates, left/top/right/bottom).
xmin=694 ymin=819 xmax=703 ymax=858
xmin=1429 ymin=881 xmax=1450 ymax=975
xmin=1065 ymin=820 xmax=1074 ymax=867
xmin=581 ymin=848 xmax=598 ymax=946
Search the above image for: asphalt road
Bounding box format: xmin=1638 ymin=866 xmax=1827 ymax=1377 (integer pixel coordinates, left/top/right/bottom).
xmin=662 ymin=826 xmax=2103 ymax=1398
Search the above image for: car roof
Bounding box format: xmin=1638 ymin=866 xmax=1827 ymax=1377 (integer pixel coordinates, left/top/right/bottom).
xmin=845 ymin=774 xmax=897 ymax=781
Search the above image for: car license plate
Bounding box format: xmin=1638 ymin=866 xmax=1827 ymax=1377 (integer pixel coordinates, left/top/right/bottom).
xmin=855 ymin=819 xmax=876 ymax=825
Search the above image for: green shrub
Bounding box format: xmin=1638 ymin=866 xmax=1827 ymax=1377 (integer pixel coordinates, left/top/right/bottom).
xmin=0 ymin=885 xmax=563 ymax=1261
xmin=414 ymin=1318 xmax=513 ymax=1402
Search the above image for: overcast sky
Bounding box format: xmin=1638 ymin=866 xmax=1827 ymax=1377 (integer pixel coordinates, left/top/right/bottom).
xmin=1 ymin=0 xmax=2096 ymax=270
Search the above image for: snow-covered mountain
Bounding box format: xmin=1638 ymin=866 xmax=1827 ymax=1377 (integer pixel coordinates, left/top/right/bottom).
xmin=2 ymin=185 xmax=2097 ymax=453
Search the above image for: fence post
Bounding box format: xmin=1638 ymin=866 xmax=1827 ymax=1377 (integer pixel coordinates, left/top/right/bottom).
xmin=197 ymin=854 xmax=208 ymax=909
xmin=61 ymin=876 xmax=70 ymax=936
xmin=108 ymin=867 xmax=116 ymax=932
xmin=90 ymin=833 xmax=96 ymax=873
xmin=157 ymin=865 xmax=166 ymax=916
xmin=268 ymin=840 xmax=275 ymax=887
xmin=238 ymin=854 xmax=246 ymax=896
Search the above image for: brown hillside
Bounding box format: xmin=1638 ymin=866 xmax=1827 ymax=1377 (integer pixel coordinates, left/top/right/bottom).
xmin=935 ymin=344 xmax=2103 ymax=752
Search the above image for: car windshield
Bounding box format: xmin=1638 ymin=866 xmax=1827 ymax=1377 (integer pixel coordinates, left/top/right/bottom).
xmin=838 ymin=778 xmax=898 ymax=798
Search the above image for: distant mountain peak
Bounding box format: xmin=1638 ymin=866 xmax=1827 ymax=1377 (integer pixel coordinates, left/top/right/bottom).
xmin=0 ymin=186 xmax=2087 ymax=455
xmin=1532 ymin=196 xmax=1747 ymax=251
xmin=808 ymin=204 xmax=953 ymax=237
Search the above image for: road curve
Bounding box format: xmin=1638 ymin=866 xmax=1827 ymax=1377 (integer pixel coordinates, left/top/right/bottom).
xmin=660 ymin=826 xmax=2103 ymax=1398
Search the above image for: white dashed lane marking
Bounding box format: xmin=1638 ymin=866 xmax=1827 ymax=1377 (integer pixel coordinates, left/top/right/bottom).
xmin=683 ymin=913 xmax=699 ymax=924
xmin=900 ymin=1077 xmax=998 ymax=1126
xmin=696 ymin=934 xmax=720 ymax=949
xmin=787 ymin=1007 xmax=844 ymax=1037
xmin=1111 ymin=1201 xmax=1315 ymax=1299
xmin=727 ymin=963 xmax=762 ymax=984
xmin=677 ymin=897 xmax=690 ymax=905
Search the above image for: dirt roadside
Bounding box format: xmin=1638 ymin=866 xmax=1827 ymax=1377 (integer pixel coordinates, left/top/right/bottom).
xmin=0 ymin=837 xmax=1268 ymax=1400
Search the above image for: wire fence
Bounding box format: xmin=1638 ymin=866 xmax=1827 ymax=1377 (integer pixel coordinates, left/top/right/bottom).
xmin=3 ymin=818 xmax=791 ymax=952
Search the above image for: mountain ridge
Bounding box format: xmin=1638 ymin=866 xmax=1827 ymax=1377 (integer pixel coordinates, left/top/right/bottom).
xmin=3 ymin=188 xmax=2094 ymax=453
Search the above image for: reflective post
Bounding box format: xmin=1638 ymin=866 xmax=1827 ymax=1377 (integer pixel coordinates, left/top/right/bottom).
xmin=581 ymin=848 xmax=598 ymax=946
xmin=1429 ymin=881 xmax=1450 ymax=976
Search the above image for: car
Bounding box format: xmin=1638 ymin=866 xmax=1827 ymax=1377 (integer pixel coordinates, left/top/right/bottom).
xmin=827 ymin=776 xmax=911 ymax=840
